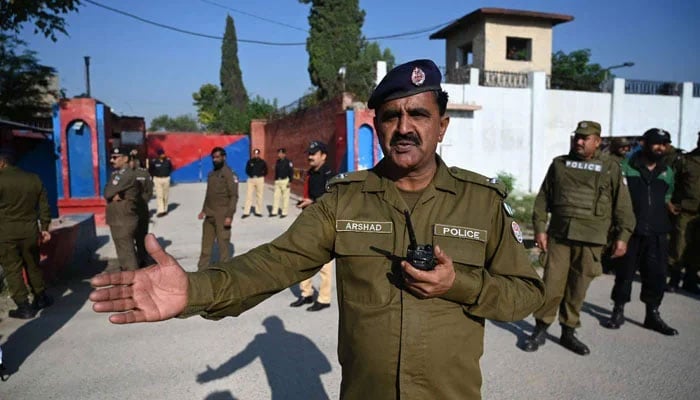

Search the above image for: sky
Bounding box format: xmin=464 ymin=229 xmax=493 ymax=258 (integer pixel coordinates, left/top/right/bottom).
xmin=16 ymin=0 xmax=700 ymax=126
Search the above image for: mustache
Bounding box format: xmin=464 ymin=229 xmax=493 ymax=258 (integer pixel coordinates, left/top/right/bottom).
xmin=390 ymin=133 xmax=421 ymax=146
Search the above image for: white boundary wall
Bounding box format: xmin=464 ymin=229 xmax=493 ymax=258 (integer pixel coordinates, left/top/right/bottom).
xmin=438 ymin=69 xmax=700 ymax=193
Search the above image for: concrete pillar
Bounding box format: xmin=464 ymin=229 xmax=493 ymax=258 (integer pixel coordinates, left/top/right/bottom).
xmin=529 ymin=71 xmax=547 ymax=192
xmin=610 ymin=78 xmax=625 ymax=135
xmin=469 ymin=68 xmax=479 ymax=87
xmin=250 ymin=119 xmax=267 ymax=156
xmin=679 ymin=82 xmax=694 ymax=149
xmin=376 ymin=61 xmax=387 ymax=85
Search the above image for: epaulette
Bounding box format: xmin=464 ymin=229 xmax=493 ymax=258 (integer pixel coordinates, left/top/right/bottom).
xmin=326 ymin=170 xmax=368 ymax=191
xmin=447 ymin=166 xmax=508 ymax=198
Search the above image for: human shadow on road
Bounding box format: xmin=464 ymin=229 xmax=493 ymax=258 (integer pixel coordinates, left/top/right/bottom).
xmin=196 ymin=316 xmax=331 ymax=399
xmin=489 ymin=319 xmax=559 ymax=351
xmin=580 ymin=301 xmax=644 ymax=328
xmin=167 ymin=202 xmax=180 ymax=214
xmin=0 ymin=261 xmax=105 ymax=378
xmin=204 ymin=390 xmax=238 ymax=400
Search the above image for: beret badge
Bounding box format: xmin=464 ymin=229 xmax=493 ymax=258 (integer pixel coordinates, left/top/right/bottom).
xmin=411 ymin=67 xmax=426 ymax=86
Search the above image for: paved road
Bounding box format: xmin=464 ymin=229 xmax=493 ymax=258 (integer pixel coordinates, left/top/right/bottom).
xmin=1 ymin=182 xmax=699 ymax=399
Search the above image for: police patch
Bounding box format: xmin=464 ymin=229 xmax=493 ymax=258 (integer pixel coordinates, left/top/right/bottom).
xmin=433 ymin=224 xmax=487 ymax=242
xmin=503 ymin=202 xmax=514 ymax=217
xmin=411 ymin=67 xmax=425 ymax=86
xmin=336 ymin=220 xmax=393 ymax=234
xmin=511 ymin=221 xmax=523 ymax=243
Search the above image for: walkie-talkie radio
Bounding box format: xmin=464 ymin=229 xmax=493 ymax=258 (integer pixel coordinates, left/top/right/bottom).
xmin=404 ymin=210 xmax=436 ymax=271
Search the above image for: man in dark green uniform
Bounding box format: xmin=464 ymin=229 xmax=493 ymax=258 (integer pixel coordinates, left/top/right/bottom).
xmin=0 ymin=149 xmax=53 ymax=319
xmin=105 ymin=147 xmax=140 ymax=271
xmin=608 ymin=137 xmax=631 ymax=164
xmin=667 ymin=132 xmax=700 ymax=294
xmin=90 ymin=60 xmax=545 ymax=399
xmin=197 ymin=147 xmax=239 ymax=271
xmin=130 ymin=152 xmax=153 ymax=268
xmin=524 ymin=121 xmax=636 ymax=355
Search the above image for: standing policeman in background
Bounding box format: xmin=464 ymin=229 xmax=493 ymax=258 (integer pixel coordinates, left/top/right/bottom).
xmin=149 ymin=148 xmax=173 ymax=217
xmin=270 ymin=148 xmax=293 ymax=218
xmin=197 ymin=147 xmax=239 ymax=270
xmin=106 ymin=147 xmax=140 ymax=271
xmin=90 ymin=59 xmax=545 ymax=399
xmin=603 ymin=129 xmax=678 ymax=335
xmin=667 ymin=132 xmax=700 ymax=294
xmin=130 ymin=151 xmax=154 ymax=268
xmin=242 ymin=148 xmax=267 ymax=218
xmin=524 ymin=121 xmax=635 ymax=355
xmin=607 ymin=137 xmax=631 ymax=164
xmin=0 ymin=149 xmax=53 ymax=319
xmin=289 ymin=141 xmax=335 ymax=311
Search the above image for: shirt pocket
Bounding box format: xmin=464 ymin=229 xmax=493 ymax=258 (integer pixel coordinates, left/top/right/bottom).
xmin=432 ymin=236 xmax=486 ymax=268
xmin=334 ymin=231 xmax=395 ymax=307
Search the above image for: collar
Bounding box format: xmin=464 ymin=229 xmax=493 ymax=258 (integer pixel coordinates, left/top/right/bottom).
xmin=363 ymin=155 xmax=457 ymax=195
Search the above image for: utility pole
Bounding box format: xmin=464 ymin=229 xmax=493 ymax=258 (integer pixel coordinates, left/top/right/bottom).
xmin=84 ymin=56 xmax=91 ymax=97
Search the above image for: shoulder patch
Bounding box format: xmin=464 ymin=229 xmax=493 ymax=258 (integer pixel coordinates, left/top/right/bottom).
xmin=447 ymin=167 xmax=508 ymax=198
xmin=503 ymin=202 xmax=514 ymax=217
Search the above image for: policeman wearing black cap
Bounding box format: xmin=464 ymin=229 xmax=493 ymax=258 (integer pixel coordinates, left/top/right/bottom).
xmin=270 ymin=148 xmax=294 ymax=218
xmin=105 ymin=146 xmax=140 ymax=271
xmin=90 ymin=60 xmax=544 ymax=399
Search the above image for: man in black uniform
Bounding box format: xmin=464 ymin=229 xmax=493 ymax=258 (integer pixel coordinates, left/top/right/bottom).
xmin=105 ymin=147 xmax=140 ymax=271
xmin=290 ymin=141 xmax=335 ymax=311
xmin=270 ymin=148 xmax=294 ymax=218
xmin=130 ymin=151 xmax=154 ymax=267
xmin=242 ymin=148 xmax=267 ymax=218
xmin=149 ymin=148 xmax=173 ymax=217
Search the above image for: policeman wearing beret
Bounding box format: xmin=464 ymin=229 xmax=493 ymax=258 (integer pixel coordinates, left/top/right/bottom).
xmin=90 ymin=59 xmax=545 ymax=399
xmin=525 ymin=121 xmax=636 ymax=355
xmin=105 ymin=146 xmax=140 ymax=271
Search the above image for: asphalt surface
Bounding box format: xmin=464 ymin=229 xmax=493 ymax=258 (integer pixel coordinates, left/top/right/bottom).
xmin=1 ymin=181 xmax=699 ymax=400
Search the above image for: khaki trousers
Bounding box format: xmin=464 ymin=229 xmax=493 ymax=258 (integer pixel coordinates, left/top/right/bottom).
xmin=243 ymin=177 xmax=265 ymax=215
xmin=533 ymin=237 xmax=603 ymax=328
xmin=110 ymin=223 xmax=138 ymax=271
xmin=271 ymin=178 xmax=290 ymax=216
xmin=153 ymin=176 xmax=170 ymax=214
xmin=0 ymin=236 xmax=46 ymax=305
xmin=299 ymin=261 xmax=334 ymax=304
xmin=197 ymin=217 xmax=232 ymax=270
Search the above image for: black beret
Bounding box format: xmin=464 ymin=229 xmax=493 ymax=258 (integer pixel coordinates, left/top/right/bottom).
xmin=306 ymin=141 xmax=327 ymax=154
xmin=368 ymin=59 xmax=442 ymax=109
xmin=111 ymin=146 xmax=129 ymax=156
xmin=642 ymin=128 xmax=670 ymax=145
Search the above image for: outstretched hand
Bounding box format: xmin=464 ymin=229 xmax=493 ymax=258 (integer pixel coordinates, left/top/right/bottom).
xmin=89 ymin=234 xmax=189 ymax=324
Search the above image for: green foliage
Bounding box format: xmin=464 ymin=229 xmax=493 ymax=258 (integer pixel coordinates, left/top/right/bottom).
xmin=496 ymin=171 xmax=516 ymax=195
xmin=149 ymin=114 xmax=200 ymax=132
xmin=0 ymin=34 xmax=58 ymax=122
xmin=192 ymin=84 xmax=278 ymax=133
xmin=550 ymin=49 xmax=607 ymax=91
xmin=220 ymin=14 xmax=248 ymax=110
xmin=508 ymin=193 xmax=536 ymax=228
xmin=0 ymin=0 xmax=81 ymax=41
xmin=300 ymin=0 xmax=365 ymax=100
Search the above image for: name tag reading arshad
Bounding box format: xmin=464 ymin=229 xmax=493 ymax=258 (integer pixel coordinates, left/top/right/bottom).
xmin=336 ymin=220 xmax=393 ymax=233
xmin=434 ymin=224 xmax=487 ymax=242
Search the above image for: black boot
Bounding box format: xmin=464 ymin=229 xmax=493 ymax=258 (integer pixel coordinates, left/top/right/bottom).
xmin=559 ymin=325 xmax=590 ymax=355
xmin=603 ymin=304 xmax=625 ymax=329
xmin=8 ymin=301 xmax=36 ymax=319
xmin=32 ymin=292 xmax=54 ymax=310
xmin=289 ymin=296 xmax=313 ymax=307
xmin=522 ymin=320 xmax=549 ymax=352
xmin=643 ymin=305 xmax=678 ymax=336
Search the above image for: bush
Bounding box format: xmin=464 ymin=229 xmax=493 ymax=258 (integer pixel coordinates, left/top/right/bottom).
xmin=496 ymin=171 xmax=515 ymax=195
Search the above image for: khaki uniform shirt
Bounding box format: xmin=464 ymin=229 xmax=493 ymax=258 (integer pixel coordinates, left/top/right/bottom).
xmin=104 ymin=168 xmax=139 ymax=226
xmin=183 ymin=158 xmax=545 ymax=399
xmin=533 ymin=151 xmax=635 ymax=245
xmin=672 ymin=147 xmax=700 ymax=213
xmin=0 ymin=166 xmax=51 ymax=240
xmin=133 ymin=167 xmax=153 ymax=205
xmin=201 ymin=165 xmax=238 ymax=220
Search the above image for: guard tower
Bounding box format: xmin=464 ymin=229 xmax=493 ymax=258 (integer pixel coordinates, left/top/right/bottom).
xmin=430 ymin=8 xmax=573 ymax=83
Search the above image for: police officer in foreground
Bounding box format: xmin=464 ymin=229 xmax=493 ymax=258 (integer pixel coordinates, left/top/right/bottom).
xmin=667 ymin=131 xmax=700 ymax=294
xmin=603 ymin=129 xmax=678 ymax=335
xmin=524 ymin=121 xmax=635 ymax=355
xmin=105 ymin=147 xmax=140 ymax=271
xmin=149 ymin=148 xmax=173 ymax=217
xmin=0 ymin=149 xmax=53 ymax=319
xmin=90 ymin=59 xmax=544 ymax=399
xmin=270 ymin=148 xmax=293 ymax=218
xmin=242 ymin=148 xmax=267 ymax=218
xmin=197 ymin=147 xmax=239 ymax=270
xmin=130 ymin=151 xmax=154 ymax=268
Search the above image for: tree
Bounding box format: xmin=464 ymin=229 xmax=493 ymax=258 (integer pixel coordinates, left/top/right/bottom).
xmin=346 ymin=41 xmax=395 ymax=101
xmin=0 ymin=34 xmax=58 ymax=122
xmin=550 ymin=49 xmax=606 ymax=91
xmin=149 ymin=114 xmax=200 ymax=132
xmin=0 ymin=0 xmax=82 ymax=41
xmin=220 ymin=15 xmax=248 ymax=111
xmin=300 ymin=0 xmax=365 ymax=101
xmin=192 ymin=83 xmax=225 ymax=130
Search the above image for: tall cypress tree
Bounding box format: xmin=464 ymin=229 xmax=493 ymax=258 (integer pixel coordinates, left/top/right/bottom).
xmin=300 ymin=0 xmax=365 ymax=100
xmin=220 ymin=14 xmax=248 ymax=111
